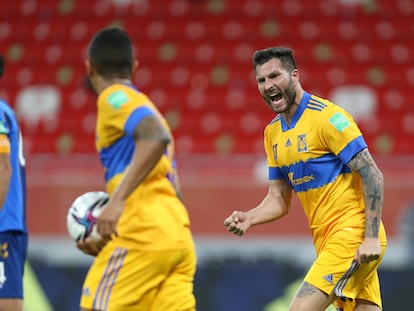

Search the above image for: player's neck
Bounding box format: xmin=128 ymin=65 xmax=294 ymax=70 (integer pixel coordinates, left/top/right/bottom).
xmin=96 ymin=77 xmax=133 ymax=94
xmin=281 ymin=88 xmax=304 ymax=126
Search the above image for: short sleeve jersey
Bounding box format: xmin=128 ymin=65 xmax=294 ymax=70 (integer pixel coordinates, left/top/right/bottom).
xmin=0 ymin=99 xmax=27 ymax=233
xmin=264 ymin=92 xmax=368 ymax=251
xmin=95 ymin=84 xmax=190 ymax=246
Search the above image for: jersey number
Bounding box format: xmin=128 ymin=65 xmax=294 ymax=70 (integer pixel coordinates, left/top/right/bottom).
xmin=0 ymin=262 xmax=7 ymax=287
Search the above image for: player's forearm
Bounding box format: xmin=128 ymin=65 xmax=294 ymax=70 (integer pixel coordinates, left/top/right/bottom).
xmin=0 ymin=185 xmax=9 ymax=209
xmin=111 ymin=140 xmax=167 ymax=202
xmin=347 ymin=149 xmax=384 ymax=239
xmin=362 ymin=167 xmax=384 ymax=238
xmin=246 ymin=193 xmax=290 ymax=226
xmin=0 ymin=154 xmax=11 ymax=209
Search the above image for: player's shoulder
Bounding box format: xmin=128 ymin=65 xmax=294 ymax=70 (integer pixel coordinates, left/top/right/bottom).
xmin=269 ymin=114 xmax=281 ymax=125
xmin=306 ymin=94 xmax=350 ymax=120
xmin=306 ymin=94 xmax=333 ymax=112
xmin=100 ymin=84 xmax=150 ymax=110
xmin=0 ymin=98 xmax=17 ymax=119
xmin=265 ymin=114 xmax=281 ymax=132
xmin=0 ymin=98 xmax=10 ymax=110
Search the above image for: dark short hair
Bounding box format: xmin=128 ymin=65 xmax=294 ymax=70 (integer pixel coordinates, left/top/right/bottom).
xmin=252 ymin=47 xmax=297 ymax=73
xmin=88 ymin=27 xmax=134 ymax=78
xmin=0 ymin=55 xmax=3 ymax=78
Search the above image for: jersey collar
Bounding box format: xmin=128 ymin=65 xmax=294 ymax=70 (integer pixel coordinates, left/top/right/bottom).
xmin=280 ymin=91 xmax=311 ymax=131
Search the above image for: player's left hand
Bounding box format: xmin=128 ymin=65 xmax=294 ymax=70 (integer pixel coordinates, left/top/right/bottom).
xmin=77 ymin=236 xmax=108 ymax=257
xmin=355 ymin=237 xmax=381 ymax=264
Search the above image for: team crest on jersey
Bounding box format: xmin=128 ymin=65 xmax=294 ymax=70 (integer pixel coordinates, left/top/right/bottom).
xmin=272 ymin=144 xmax=278 ymax=160
xmin=297 ymin=134 xmax=308 ymax=152
xmin=107 ymin=90 xmax=129 ymax=109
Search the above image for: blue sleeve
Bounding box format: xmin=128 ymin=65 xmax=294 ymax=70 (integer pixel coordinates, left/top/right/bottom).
xmin=269 ymin=166 xmax=285 ymax=180
xmin=337 ymin=136 xmax=368 ymax=164
xmin=123 ymin=106 xmax=156 ymax=137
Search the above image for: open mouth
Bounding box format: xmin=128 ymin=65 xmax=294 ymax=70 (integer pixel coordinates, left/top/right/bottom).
xmin=269 ymin=93 xmax=282 ymax=102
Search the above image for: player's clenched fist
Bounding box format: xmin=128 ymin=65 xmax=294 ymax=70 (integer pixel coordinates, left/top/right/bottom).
xmin=224 ymin=211 xmax=250 ymax=236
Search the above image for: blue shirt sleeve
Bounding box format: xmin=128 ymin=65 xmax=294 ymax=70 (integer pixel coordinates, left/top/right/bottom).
xmin=123 ymin=106 xmax=156 ymax=137
xmin=337 ymin=136 xmax=368 ymax=164
xmin=269 ymin=166 xmax=285 ymax=180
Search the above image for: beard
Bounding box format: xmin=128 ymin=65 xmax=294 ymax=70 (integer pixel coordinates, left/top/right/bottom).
xmin=265 ymin=77 xmax=297 ymax=114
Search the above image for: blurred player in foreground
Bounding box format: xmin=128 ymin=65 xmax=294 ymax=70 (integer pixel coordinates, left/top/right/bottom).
xmin=224 ymin=47 xmax=386 ymax=311
xmin=0 ymin=55 xmax=28 ymax=311
xmin=77 ymin=27 xmax=196 ymax=311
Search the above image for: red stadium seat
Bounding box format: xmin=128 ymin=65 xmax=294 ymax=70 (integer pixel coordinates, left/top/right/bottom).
xmin=2 ymin=0 xmax=413 ymax=155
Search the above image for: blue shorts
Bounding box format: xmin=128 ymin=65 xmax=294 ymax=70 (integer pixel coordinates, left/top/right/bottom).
xmin=0 ymin=231 xmax=28 ymax=299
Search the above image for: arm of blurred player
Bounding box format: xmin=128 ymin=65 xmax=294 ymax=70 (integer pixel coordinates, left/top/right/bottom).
xmin=224 ymin=178 xmax=292 ymax=236
xmin=96 ymin=114 xmax=171 ymax=239
xmin=0 ymin=135 xmax=11 ymax=210
xmin=347 ymin=148 xmax=383 ymax=264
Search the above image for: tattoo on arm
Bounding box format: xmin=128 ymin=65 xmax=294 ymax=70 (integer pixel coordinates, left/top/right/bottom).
xmin=296 ymin=282 xmax=320 ymax=298
xmin=347 ymin=148 xmax=383 ymax=238
xmin=134 ymin=115 xmax=171 ymax=143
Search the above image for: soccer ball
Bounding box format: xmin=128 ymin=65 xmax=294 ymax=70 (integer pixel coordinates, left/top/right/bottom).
xmin=66 ymin=191 xmax=109 ymax=242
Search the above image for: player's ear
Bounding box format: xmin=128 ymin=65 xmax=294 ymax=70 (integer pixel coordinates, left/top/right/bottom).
xmin=85 ymin=60 xmax=94 ymax=77
xmin=132 ymin=60 xmax=139 ymax=73
xmin=291 ymin=68 xmax=299 ymax=83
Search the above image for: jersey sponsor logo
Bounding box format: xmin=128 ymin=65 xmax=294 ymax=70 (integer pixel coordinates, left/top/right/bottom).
xmin=272 ymin=144 xmax=278 ymax=160
xmin=0 ymin=121 xmax=8 ymax=134
xmin=329 ymin=112 xmax=350 ymax=132
xmin=297 ymin=134 xmax=308 ymax=152
xmin=288 ymin=172 xmax=315 ymax=186
xmin=285 ymin=138 xmax=292 ymax=147
xmin=323 ymin=274 xmax=333 ymax=284
xmin=107 ymin=90 xmax=129 ymax=109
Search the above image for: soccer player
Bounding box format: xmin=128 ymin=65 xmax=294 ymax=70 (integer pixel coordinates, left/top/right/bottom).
xmin=76 ymin=27 xmax=197 ymax=311
xmin=224 ymin=47 xmax=386 ymax=311
xmin=0 ymin=55 xmax=28 ymax=311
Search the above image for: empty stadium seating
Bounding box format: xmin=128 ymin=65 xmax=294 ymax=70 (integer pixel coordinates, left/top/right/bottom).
xmin=1 ymin=0 xmax=413 ymax=155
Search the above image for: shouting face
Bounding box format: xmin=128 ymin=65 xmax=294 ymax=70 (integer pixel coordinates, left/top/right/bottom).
xmin=255 ymin=58 xmax=298 ymax=114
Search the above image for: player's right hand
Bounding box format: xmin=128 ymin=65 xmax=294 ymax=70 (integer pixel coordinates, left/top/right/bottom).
xmin=96 ymin=198 xmax=123 ymax=239
xmin=224 ymin=211 xmax=250 ymax=236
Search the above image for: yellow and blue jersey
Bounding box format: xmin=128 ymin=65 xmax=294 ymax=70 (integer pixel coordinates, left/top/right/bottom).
xmin=264 ymin=92 xmax=372 ymax=252
xmin=95 ymin=84 xmax=190 ymax=247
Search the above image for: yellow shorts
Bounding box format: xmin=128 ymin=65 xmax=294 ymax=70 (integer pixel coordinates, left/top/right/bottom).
xmin=80 ymin=239 xmax=196 ymax=311
xmin=304 ymin=225 xmax=387 ymax=311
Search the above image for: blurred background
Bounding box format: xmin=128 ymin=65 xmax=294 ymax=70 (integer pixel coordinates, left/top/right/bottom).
xmin=1 ymin=0 xmax=414 ymax=310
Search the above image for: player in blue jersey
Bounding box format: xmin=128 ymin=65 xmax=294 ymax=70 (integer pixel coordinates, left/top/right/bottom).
xmin=0 ymin=55 xmax=28 ymax=311
xmin=224 ymin=47 xmax=386 ymax=311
